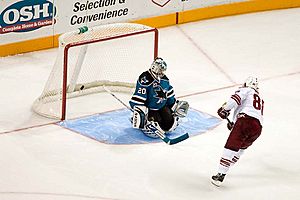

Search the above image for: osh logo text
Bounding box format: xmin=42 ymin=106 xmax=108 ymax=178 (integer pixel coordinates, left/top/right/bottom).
xmin=0 ymin=0 xmax=55 ymax=34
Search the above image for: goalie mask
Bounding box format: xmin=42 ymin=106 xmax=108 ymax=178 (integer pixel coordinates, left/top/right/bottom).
xmin=244 ymin=76 xmax=259 ymax=91
xmin=150 ymin=57 xmax=167 ymax=79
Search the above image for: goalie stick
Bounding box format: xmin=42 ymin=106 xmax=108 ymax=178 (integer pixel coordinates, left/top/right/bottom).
xmin=102 ymin=86 xmax=134 ymax=112
xmin=103 ymin=86 xmax=189 ymax=145
xmin=145 ymin=122 xmax=189 ymax=145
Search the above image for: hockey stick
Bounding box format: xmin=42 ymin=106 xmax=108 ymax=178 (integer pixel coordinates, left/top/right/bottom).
xmin=103 ymin=86 xmax=189 ymax=145
xmin=103 ymin=86 xmax=134 ymax=112
xmin=145 ymin=122 xmax=189 ymax=145
xmin=226 ymin=118 xmax=232 ymax=124
xmin=226 ymin=117 xmax=234 ymax=131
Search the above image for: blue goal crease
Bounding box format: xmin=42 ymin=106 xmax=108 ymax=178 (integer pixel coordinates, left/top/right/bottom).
xmin=58 ymin=108 xmax=221 ymax=145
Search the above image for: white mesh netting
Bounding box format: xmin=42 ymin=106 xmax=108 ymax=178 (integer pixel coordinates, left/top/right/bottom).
xmin=32 ymin=23 xmax=158 ymax=119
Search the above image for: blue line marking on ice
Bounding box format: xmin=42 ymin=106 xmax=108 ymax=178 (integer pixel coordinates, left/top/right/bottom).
xmin=58 ymin=108 xmax=221 ymax=144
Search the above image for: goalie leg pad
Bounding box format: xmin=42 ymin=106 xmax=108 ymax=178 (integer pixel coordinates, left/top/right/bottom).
xmin=172 ymin=100 xmax=189 ymax=118
xmin=132 ymin=105 xmax=148 ymax=129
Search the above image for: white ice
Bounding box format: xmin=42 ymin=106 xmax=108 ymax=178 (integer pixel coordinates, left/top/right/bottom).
xmin=0 ymin=8 xmax=300 ymax=200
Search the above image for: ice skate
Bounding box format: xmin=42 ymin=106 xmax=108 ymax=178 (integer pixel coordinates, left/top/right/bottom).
xmin=211 ymin=173 xmax=226 ymax=187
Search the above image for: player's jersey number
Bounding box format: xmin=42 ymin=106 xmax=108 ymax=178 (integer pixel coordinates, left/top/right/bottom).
xmin=253 ymin=94 xmax=264 ymax=115
xmin=138 ymin=88 xmax=146 ymax=95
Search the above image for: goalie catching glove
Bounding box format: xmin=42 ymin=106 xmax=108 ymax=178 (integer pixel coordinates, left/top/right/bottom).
xmin=171 ymin=100 xmax=189 ymax=118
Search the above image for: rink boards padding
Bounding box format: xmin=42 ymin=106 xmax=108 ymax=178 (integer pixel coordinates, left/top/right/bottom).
xmin=58 ymin=108 xmax=221 ymax=145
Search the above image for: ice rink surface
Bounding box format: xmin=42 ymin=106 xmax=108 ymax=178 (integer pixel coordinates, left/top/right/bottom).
xmin=0 ymin=7 xmax=300 ymax=200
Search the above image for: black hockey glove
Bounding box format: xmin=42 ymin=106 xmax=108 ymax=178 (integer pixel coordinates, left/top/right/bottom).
xmin=217 ymin=107 xmax=230 ymax=119
xmin=227 ymin=121 xmax=234 ymax=131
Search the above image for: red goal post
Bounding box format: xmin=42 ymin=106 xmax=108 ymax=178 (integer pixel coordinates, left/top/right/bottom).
xmin=33 ymin=23 xmax=159 ymax=120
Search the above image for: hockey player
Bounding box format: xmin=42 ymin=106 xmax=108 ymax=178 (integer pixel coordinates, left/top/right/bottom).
xmin=129 ymin=57 xmax=189 ymax=138
xmin=211 ymin=76 xmax=264 ymax=187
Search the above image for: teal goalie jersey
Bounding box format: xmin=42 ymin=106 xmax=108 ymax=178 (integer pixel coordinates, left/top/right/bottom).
xmin=129 ymin=70 xmax=176 ymax=110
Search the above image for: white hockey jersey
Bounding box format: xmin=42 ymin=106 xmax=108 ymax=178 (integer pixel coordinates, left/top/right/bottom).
xmin=223 ymin=87 xmax=264 ymax=126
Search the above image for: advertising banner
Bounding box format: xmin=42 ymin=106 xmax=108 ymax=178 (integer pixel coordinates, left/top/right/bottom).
xmin=1 ymin=0 xmax=299 ymax=56
xmin=52 ymin=0 xmax=183 ymax=35
xmin=0 ymin=0 xmax=250 ymax=45
xmin=0 ymin=0 xmax=55 ymax=45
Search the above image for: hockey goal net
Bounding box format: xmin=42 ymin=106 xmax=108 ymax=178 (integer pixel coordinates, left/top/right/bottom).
xmin=32 ymin=23 xmax=158 ymax=120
